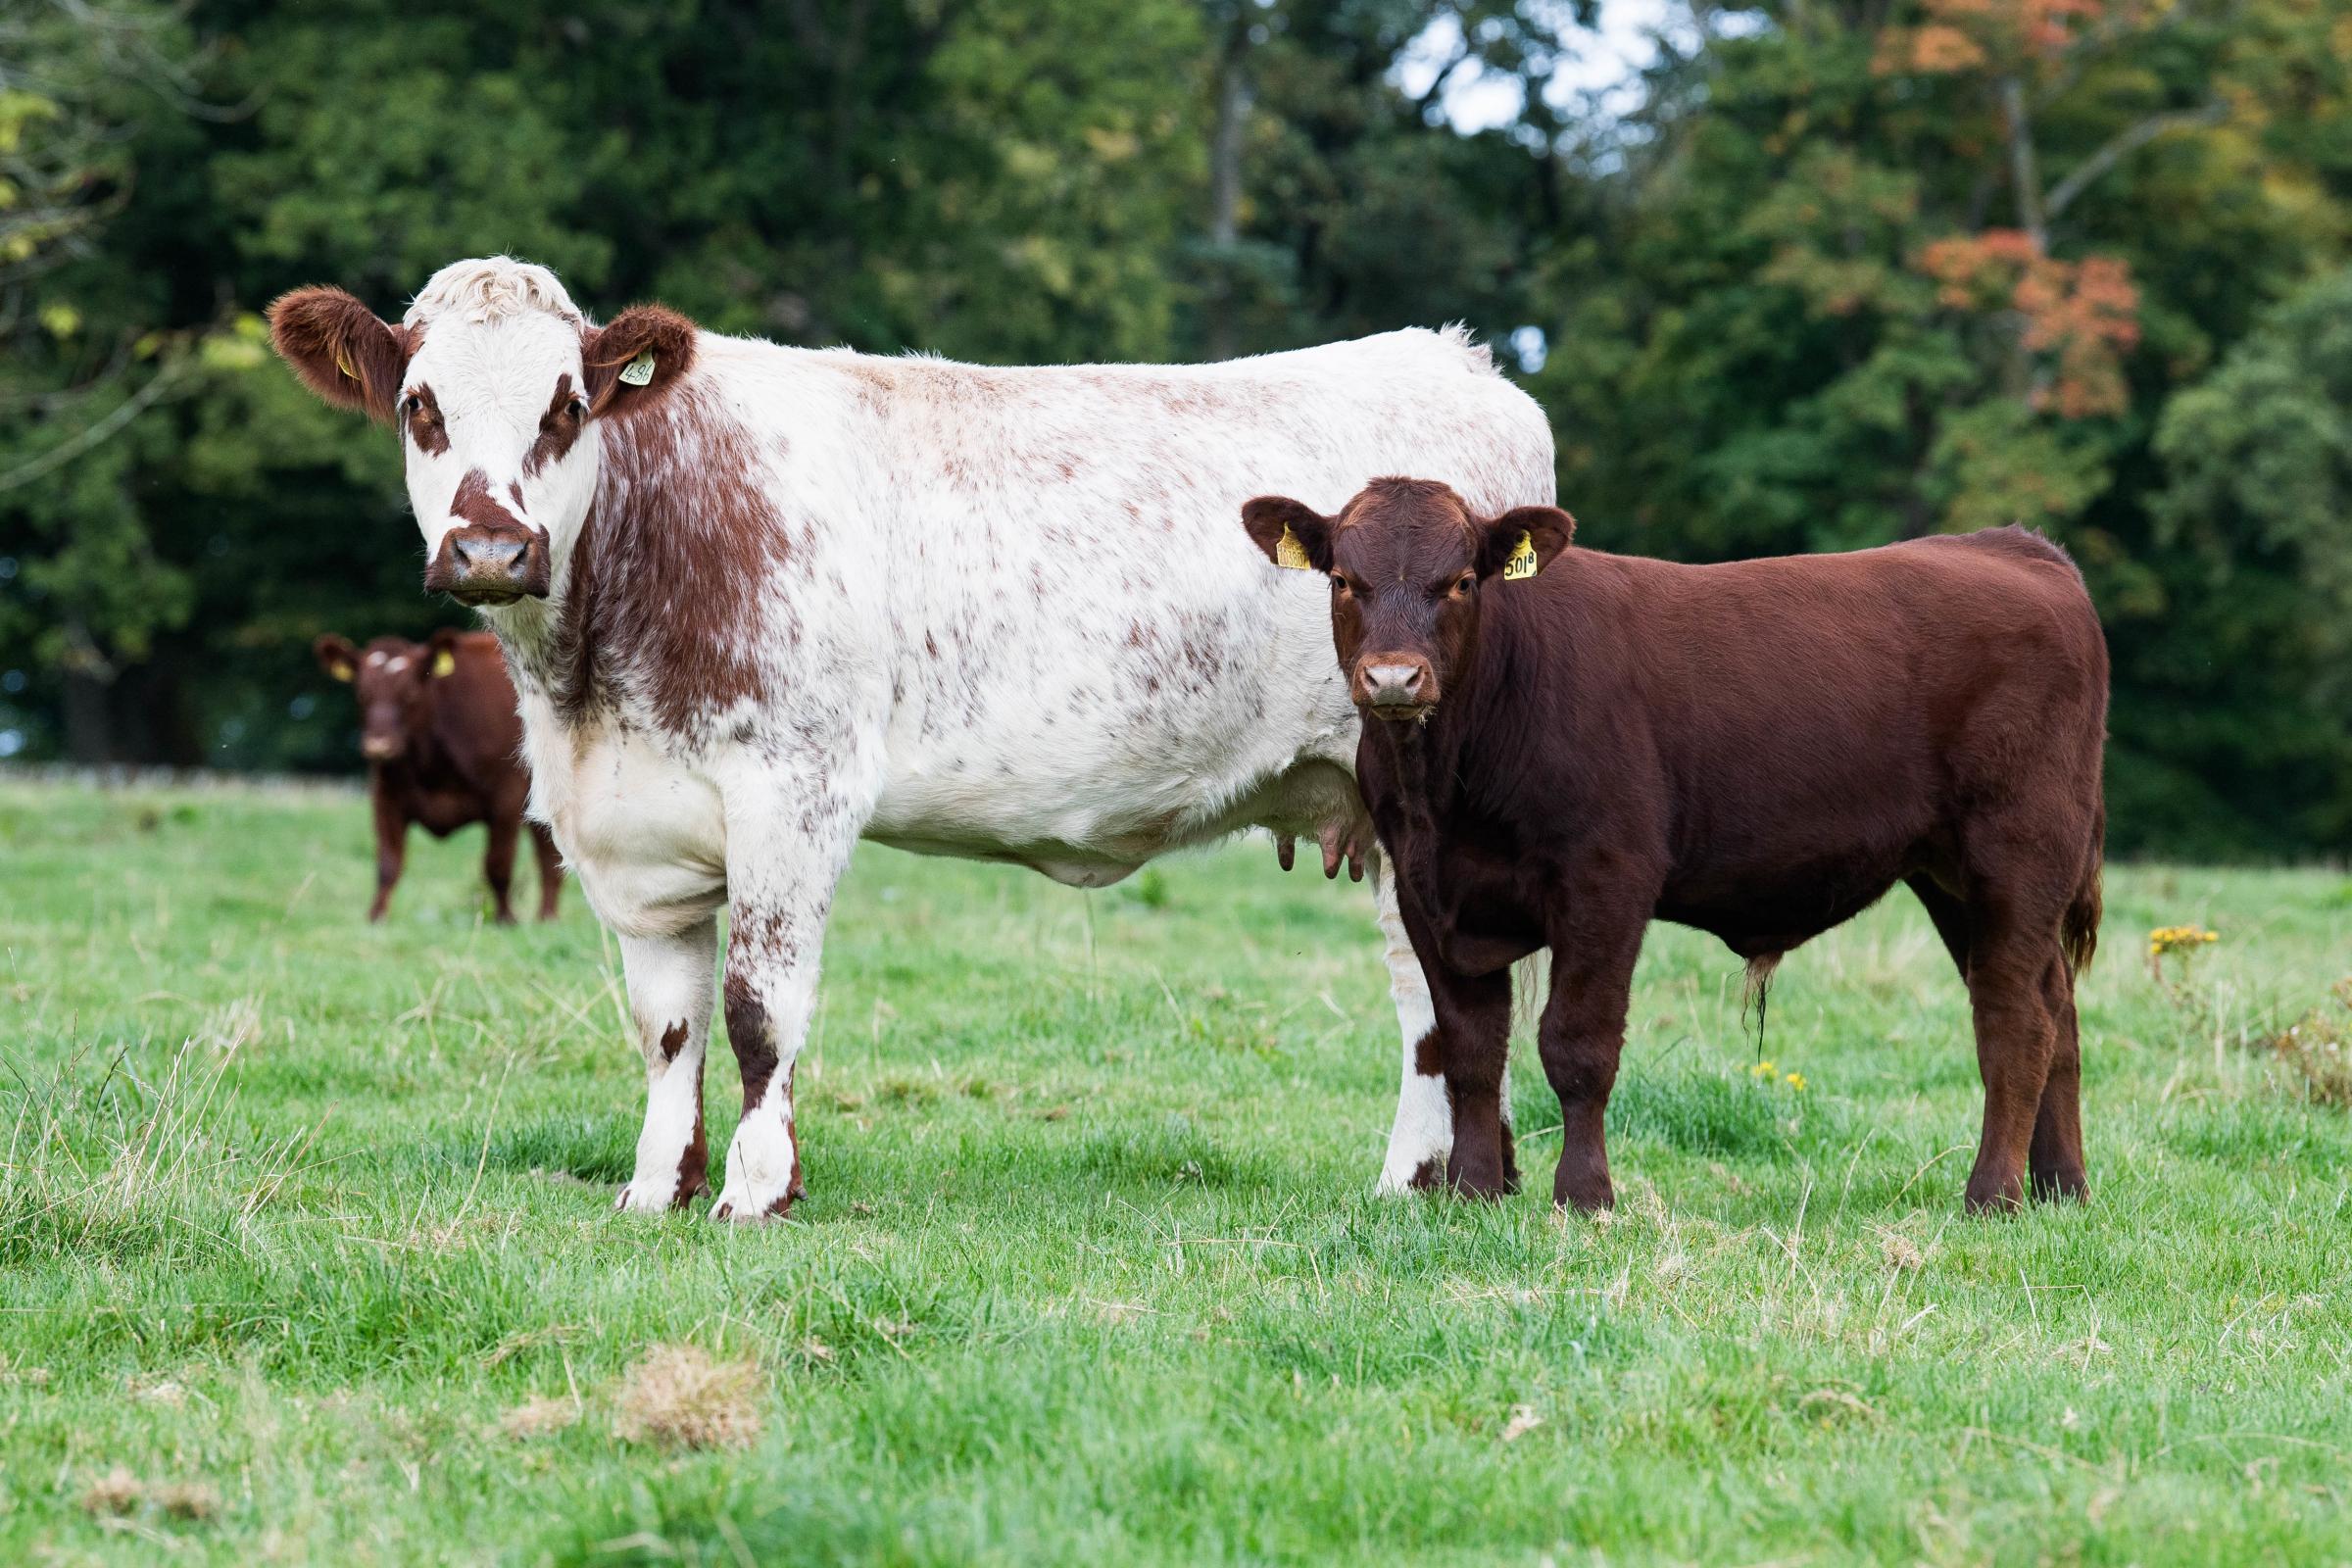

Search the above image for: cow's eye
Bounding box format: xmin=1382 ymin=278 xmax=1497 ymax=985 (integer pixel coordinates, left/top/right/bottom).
xmin=1329 ymin=573 xmax=1351 ymax=596
xmin=400 ymin=394 xmax=420 ymax=420
xmin=1449 ymin=572 xmax=1476 ymax=599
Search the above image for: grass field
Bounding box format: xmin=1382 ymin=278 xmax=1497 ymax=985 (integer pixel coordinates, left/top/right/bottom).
xmin=3 ymin=776 xmax=2350 ymax=1566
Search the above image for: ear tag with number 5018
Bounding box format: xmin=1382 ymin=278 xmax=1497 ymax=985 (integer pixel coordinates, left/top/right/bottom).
xmin=618 ymin=350 xmax=656 ymax=387
xmin=1501 ymin=530 xmax=1538 ymax=581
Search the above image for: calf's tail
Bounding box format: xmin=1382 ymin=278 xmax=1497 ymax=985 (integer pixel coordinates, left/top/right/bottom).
xmin=2062 ymin=802 xmax=2104 ymax=975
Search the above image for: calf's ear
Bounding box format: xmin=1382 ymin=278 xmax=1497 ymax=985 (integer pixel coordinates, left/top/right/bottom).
xmin=270 ymin=288 xmax=409 ymax=423
xmin=1476 ymin=505 xmax=1575 ymax=581
xmin=1241 ymin=496 xmax=1336 ymax=574
xmin=425 ymin=628 xmax=465 ymax=678
xmin=582 ymin=305 xmax=699 ymax=416
xmin=314 ymin=634 xmax=359 ymax=682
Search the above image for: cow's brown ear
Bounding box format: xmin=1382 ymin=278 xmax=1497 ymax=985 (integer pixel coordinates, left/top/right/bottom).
xmin=1476 ymin=505 xmax=1575 ymax=581
xmin=1242 ymin=496 xmax=1335 ymax=574
xmin=314 ymin=634 xmax=359 ymax=682
xmin=425 ymin=628 xmax=465 ymax=678
xmin=581 ymin=305 xmax=698 ymax=416
xmin=270 ymin=288 xmax=409 ymax=423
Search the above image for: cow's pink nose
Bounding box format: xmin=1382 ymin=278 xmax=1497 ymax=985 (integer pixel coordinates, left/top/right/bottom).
xmin=1358 ymin=660 xmax=1431 ymax=712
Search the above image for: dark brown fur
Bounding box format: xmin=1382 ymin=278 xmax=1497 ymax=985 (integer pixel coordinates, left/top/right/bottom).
xmin=1248 ymin=478 xmax=2107 ymax=1214
xmin=312 ymin=629 xmax=563 ymax=923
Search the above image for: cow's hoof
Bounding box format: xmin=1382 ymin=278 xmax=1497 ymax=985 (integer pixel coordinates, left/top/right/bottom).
xmin=613 ymin=1177 xmax=702 ymax=1215
xmin=1376 ymin=1151 xmax=1450 ymax=1197
xmin=709 ymin=1181 xmax=804 ymax=1224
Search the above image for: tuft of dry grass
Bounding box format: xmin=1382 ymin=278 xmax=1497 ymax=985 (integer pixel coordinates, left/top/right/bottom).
xmin=611 ymin=1346 xmax=763 ymax=1450
xmin=499 ymin=1395 xmax=581 ymax=1440
xmin=76 ymin=1469 xmax=219 ymax=1523
xmin=79 ymin=1468 xmax=146 ymax=1517
xmin=2255 ymin=980 xmax=2352 ymax=1107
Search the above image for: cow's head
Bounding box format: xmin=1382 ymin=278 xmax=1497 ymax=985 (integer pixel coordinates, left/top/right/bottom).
xmin=269 ymin=258 xmax=697 ymax=609
xmin=316 ymin=630 xmax=465 ymax=761
xmin=1244 ymin=477 xmax=1573 ymax=723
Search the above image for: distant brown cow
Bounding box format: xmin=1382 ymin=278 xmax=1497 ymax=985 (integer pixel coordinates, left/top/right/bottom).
xmin=313 ymin=628 xmax=561 ymax=924
xmin=1244 ymin=478 xmax=2107 ymax=1214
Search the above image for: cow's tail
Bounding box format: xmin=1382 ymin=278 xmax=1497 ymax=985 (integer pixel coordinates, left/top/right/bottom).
xmin=2062 ymin=803 xmax=2104 ymax=976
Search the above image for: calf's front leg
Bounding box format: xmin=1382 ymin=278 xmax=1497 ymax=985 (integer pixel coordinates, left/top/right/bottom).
xmin=614 ymin=918 xmax=717 ymax=1213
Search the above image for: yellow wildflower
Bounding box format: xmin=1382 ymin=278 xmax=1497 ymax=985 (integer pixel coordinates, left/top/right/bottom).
xmin=1784 ymin=1072 xmax=1807 ymax=1092
xmin=1748 ymin=1060 xmax=1776 ymax=1078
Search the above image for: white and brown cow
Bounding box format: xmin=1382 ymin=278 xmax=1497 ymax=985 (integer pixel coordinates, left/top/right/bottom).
xmin=270 ymin=257 xmax=1555 ymax=1219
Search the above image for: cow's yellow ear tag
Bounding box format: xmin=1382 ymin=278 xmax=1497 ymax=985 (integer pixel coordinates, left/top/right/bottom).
xmin=1275 ymin=523 xmax=1314 ymax=571
xmin=334 ymin=346 xmax=358 ymax=380
xmin=431 ymin=648 xmax=457 ymax=677
xmin=328 ymin=661 xmax=355 ymax=683
xmin=617 ymin=350 xmax=656 ymax=387
xmin=1501 ymin=530 xmax=1539 ymax=581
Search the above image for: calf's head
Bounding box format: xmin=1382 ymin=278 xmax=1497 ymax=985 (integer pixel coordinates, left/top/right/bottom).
xmin=1243 ymin=477 xmax=1573 ymax=722
xmin=315 ymin=631 xmax=461 ymax=761
xmin=268 ymin=258 xmax=697 ymax=609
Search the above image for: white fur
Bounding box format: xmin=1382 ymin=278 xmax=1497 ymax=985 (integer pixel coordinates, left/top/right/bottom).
xmin=386 ymin=258 xmax=1556 ymax=1215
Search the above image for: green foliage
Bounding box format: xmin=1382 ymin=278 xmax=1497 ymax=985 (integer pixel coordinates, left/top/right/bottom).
xmin=1 ymin=0 xmax=2349 ymax=855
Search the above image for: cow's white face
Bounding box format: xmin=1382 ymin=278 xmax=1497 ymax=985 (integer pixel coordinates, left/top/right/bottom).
xmin=268 ymin=258 xmax=697 ymax=609
xmin=398 ymin=311 xmax=593 ymax=605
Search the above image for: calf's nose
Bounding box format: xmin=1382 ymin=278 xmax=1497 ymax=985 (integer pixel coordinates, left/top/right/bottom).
xmin=1358 ymin=660 xmax=1430 ymax=711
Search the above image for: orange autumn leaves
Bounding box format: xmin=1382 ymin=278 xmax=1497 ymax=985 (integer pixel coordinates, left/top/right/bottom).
xmin=1874 ymin=0 xmax=2113 ymax=75
xmin=1918 ymin=231 xmax=2141 ymax=416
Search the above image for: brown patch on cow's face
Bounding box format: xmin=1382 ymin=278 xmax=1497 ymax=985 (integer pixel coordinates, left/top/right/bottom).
xmin=523 ymin=374 xmax=586 ymax=475
xmin=425 ymin=471 xmax=553 ymax=605
xmin=401 ymin=383 xmax=450 ymax=455
xmin=1250 ymin=479 xmax=1573 ymax=724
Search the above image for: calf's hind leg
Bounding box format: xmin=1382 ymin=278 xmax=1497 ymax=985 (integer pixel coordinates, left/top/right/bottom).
xmin=1961 ymin=899 xmax=2063 ymax=1213
xmin=2029 ymin=956 xmax=2087 ymax=1202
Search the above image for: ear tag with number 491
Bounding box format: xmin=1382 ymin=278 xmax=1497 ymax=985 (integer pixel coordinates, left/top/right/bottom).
xmin=618 ymin=350 xmax=656 ymax=387
xmin=1501 ymin=530 xmax=1538 ymax=581
xmin=1275 ymin=523 xmax=1315 ymax=571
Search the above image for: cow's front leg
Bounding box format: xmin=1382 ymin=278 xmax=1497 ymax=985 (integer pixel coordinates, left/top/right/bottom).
xmin=1371 ymin=849 xmax=1452 ymax=1193
xmin=710 ymin=809 xmax=858 ymax=1224
xmin=614 ymin=917 xmax=717 ymax=1213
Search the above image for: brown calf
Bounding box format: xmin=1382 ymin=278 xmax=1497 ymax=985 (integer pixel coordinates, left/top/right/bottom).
xmin=1245 ymin=478 xmax=2107 ymax=1213
xmin=313 ymin=628 xmax=561 ymax=924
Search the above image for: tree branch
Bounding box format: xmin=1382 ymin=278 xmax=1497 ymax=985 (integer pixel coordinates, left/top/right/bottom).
xmin=2043 ymin=100 xmax=2227 ymax=224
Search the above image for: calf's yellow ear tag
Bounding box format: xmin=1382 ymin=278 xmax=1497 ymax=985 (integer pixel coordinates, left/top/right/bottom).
xmin=1275 ymin=523 xmax=1315 ymax=571
xmin=328 ymin=661 xmax=355 ymax=683
xmin=617 ymin=350 xmax=656 ymax=387
xmin=1501 ymin=530 xmax=1539 ymax=581
xmin=430 ymin=647 xmax=457 ymax=677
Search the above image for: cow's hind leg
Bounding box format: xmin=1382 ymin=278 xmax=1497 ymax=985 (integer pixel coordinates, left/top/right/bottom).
xmin=710 ymin=788 xmax=864 ymax=1224
xmin=614 ymin=918 xmax=718 ymax=1213
xmin=2029 ymin=955 xmax=2087 ymax=1202
xmin=1371 ymin=849 xmax=1452 ymax=1193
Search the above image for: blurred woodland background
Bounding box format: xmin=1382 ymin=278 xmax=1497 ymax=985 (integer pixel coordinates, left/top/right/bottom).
xmin=2 ymin=0 xmax=2350 ymax=858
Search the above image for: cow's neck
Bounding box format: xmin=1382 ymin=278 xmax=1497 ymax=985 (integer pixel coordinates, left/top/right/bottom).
xmin=485 ymin=384 xmax=789 ymax=746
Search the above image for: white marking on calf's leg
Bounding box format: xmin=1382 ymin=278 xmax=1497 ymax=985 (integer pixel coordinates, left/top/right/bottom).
xmin=613 ymin=919 xmax=717 ymax=1213
xmin=1371 ymin=850 xmax=1451 ymax=1193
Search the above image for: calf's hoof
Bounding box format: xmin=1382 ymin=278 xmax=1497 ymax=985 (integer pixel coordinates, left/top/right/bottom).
xmin=2030 ymin=1167 xmax=2088 ymax=1203
xmin=1962 ymin=1171 xmax=2026 ymax=1213
xmin=1551 ymin=1170 xmax=1614 ymax=1213
xmin=1444 ymin=1151 xmax=1515 ymax=1200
